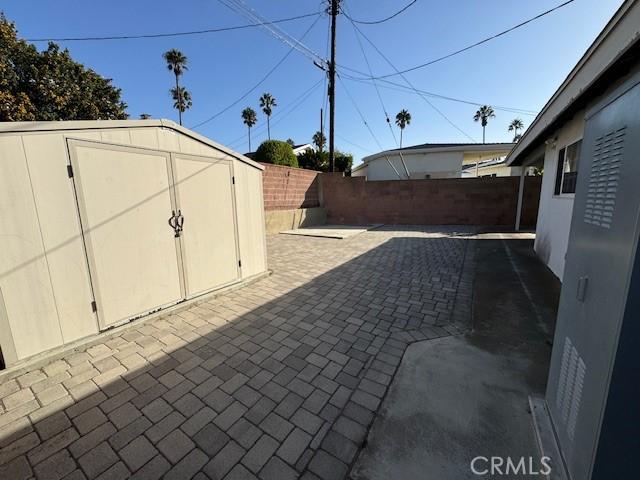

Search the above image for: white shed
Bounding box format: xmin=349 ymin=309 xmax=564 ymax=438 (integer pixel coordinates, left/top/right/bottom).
xmin=0 ymin=120 xmax=267 ymax=367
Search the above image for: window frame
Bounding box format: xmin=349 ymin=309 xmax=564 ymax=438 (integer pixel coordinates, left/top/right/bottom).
xmin=553 ymin=139 xmax=582 ymax=197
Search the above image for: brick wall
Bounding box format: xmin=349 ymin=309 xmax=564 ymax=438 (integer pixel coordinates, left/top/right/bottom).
xmin=321 ymin=174 xmax=542 ymax=227
xmin=260 ymin=163 xmax=321 ymax=211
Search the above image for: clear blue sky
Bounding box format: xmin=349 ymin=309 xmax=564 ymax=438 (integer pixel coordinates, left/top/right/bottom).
xmin=1 ymin=0 xmax=624 ymax=163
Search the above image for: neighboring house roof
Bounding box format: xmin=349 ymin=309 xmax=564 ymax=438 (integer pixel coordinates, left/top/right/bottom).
xmin=292 ymin=143 xmax=313 ymax=155
xmin=0 ymin=119 xmax=264 ymax=170
xmin=507 ymin=0 xmax=640 ymax=166
xmin=461 ymin=157 xmax=509 ymax=171
xmin=353 ymin=142 xmax=515 ymax=172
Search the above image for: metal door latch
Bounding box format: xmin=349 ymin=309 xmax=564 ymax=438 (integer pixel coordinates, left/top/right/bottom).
xmin=169 ymin=210 xmax=185 ymax=238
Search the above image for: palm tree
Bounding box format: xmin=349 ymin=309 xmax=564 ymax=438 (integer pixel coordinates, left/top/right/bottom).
xmin=395 ymin=109 xmax=412 ymax=147
xmin=163 ymin=49 xmax=188 ymax=125
xmin=139 ymin=113 xmax=152 ymax=119
xmin=170 ymin=87 xmax=192 ymax=115
xmin=241 ymin=107 xmax=258 ymax=152
xmin=259 ymin=93 xmax=277 ymax=140
xmin=508 ymin=118 xmax=524 ymax=142
xmin=473 ymin=105 xmax=495 ymax=143
xmin=313 ymin=131 xmax=326 ymax=152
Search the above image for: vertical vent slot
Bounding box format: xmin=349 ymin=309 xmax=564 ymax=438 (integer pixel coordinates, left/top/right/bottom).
xmin=584 ymin=126 xmax=626 ymax=228
xmin=555 ymin=337 xmax=587 ymax=443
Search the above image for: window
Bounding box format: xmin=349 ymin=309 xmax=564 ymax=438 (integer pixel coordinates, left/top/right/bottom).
xmin=554 ymin=140 xmax=582 ymax=195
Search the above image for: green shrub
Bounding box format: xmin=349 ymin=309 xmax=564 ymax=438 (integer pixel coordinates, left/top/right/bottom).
xmin=298 ymin=149 xmax=328 ymax=171
xmin=255 ymin=140 xmax=298 ymax=167
xmin=335 ymin=151 xmax=353 ymax=175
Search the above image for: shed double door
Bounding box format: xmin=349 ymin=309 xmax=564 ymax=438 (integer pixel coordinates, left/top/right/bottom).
xmin=68 ymin=140 xmax=240 ymax=329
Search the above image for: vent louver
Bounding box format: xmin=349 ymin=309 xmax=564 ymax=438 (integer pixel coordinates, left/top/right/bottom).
xmin=556 ymin=337 xmax=586 ymax=443
xmin=584 ymin=127 xmax=626 ymax=228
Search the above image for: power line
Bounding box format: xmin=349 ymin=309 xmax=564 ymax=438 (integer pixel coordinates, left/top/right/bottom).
xmin=217 ymin=0 xmax=325 ymax=64
xmin=345 ymin=2 xmax=399 ymax=147
xmin=344 ymin=74 xmax=538 ymax=116
xmin=346 ymin=18 xmax=476 ymax=141
xmin=337 ymin=75 xmax=405 ymax=178
xmin=190 ymin=15 xmax=321 ymax=130
xmin=227 ymin=79 xmax=324 ymax=149
xmin=25 ymin=12 xmax=320 ymax=42
xmin=347 ymin=0 xmax=576 ymax=80
xmin=335 ymin=133 xmax=374 ymax=154
xmin=336 ymin=75 xmax=385 ymax=152
xmin=343 ymin=0 xmax=418 ymax=25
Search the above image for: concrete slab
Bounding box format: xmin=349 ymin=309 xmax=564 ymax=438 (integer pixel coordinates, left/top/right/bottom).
xmin=351 ymin=238 xmax=561 ymax=480
xmin=279 ymin=224 xmax=383 ymax=239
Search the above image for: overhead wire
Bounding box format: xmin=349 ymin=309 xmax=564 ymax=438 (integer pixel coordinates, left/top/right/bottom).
xmin=217 ymin=0 xmax=325 ymax=65
xmin=190 ymin=14 xmax=321 ymax=129
xmin=344 ymin=3 xmax=398 ymax=147
xmin=346 ymin=17 xmax=476 ymax=142
xmin=337 ymin=74 xmax=403 ymax=179
xmin=335 ymin=133 xmax=374 ymax=154
xmin=344 ymin=0 xmax=576 ymax=80
xmin=25 ymin=12 xmax=320 ymax=42
xmin=343 ymin=0 xmax=418 ymax=25
xmin=345 ymin=75 xmax=538 ymax=116
xmin=227 ymin=79 xmax=324 ymax=149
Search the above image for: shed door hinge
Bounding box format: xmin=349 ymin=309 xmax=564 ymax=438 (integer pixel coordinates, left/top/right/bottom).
xmin=232 ymin=176 xmax=235 ymax=185
xmin=67 ymin=164 xmax=74 ymax=178
xmin=91 ymin=301 xmax=97 ymax=313
xmin=238 ymin=259 xmax=242 ymax=267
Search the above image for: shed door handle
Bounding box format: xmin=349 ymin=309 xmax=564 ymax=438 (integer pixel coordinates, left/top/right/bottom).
xmin=576 ymin=276 xmax=588 ymax=302
xmin=168 ymin=210 xmax=177 ymax=230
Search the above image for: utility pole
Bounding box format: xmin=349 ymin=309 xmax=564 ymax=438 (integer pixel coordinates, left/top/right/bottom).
xmin=320 ymin=108 xmax=324 ymax=153
xmin=328 ymin=0 xmax=339 ymax=172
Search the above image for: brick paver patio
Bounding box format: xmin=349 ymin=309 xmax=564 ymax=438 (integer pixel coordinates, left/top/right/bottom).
xmin=0 ymin=227 xmax=474 ymax=480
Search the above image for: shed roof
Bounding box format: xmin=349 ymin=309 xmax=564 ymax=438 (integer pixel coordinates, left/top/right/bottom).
xmin=0 ymin=119 xmax=264 ymax=171
xmin=507 ymin=0 xmax=640 ymax=166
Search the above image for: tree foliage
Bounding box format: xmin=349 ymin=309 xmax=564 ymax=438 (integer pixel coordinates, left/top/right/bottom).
xmin=0 ymin=13 xmax=127 ymax=121
xmin=170 ymin=87 xmax=192 ymax=113
xmin=473 ymin=105 xmax=495 ymax=127
xmin=508 ymin=118 xmax=524 ymax=142
xmin=312 ymin=131 xmax=326 ymax=152
xmin=259 ymin=92 xmax=277 ymax=139
xmin=297 ymin=149 xmax=353 ymax=175
xmin=255 ymin=140 xmax=298 ymax=167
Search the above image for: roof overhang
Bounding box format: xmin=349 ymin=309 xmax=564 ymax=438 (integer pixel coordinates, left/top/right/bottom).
xmin=507 ymin=0 xmax=640 ymax=166
xmin=0 ymin=119 xmax=264 ymax=171
xmin=361 ymin=143 xmax=515 ymax=166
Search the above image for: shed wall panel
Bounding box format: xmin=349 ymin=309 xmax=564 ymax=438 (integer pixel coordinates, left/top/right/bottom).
xmin=235 ymin=162 xmax=267 ymax=277
xmin=129 ymin=128 xmax=160 ymax=150
xmin=22 ymin=134 xmax=98 ymax=343
xmin=0 ymin=136 xmax=62 ymax=360
xmin=100 ymin=129 xmax=132 ymax=145
xmin=157 ymin=128 xmax=180 ymax=152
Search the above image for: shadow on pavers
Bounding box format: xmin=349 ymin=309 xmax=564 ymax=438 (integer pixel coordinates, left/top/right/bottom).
xmin=0 ymin=231 xmax=470 ymax=480
xmin=351 ymin=238 xmax=561 ymax=480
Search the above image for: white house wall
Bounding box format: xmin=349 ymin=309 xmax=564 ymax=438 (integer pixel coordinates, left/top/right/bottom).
xmin=475 ymin=165 xmax=523 ymax=177
xmin=534 ymin=112 xmax=585 ymax=279
xmin=365 ymin=151 xmax=463 ymax=180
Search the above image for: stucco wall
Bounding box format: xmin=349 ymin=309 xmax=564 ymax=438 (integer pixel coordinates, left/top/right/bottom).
xmin=533 ymin=112 xmax=585 ymax=280
xmin=364 ymin=151 xmax=463 ymax=180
